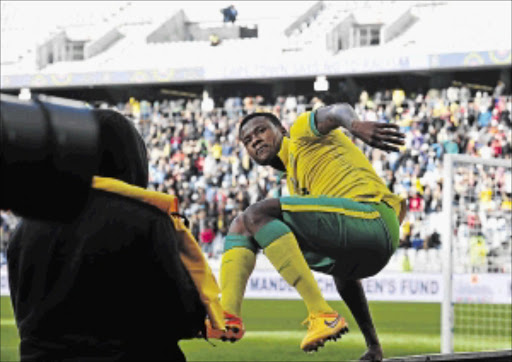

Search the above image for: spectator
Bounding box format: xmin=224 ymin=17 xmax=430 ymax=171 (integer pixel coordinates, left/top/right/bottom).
xmin=409 ymin=192 xmax=424 ymax=213
xmin=493 ymin=80 xmax=506 ymax=99
xmin=200 ymin=219 xmax=216 ymax=258
xmin=470 ymin=232 xmax=488 ymax=272
xmin=411 ymin=233 xmax=424 ymax=250
xmin=221 ymin=5 xmax=237 ymax=24
xmin=478 ymin=106 xmax=492 ymax=128
xmin=426 ymin=231 xmax=441 ymax=249
xmin=399 ymin=216 xmax=413 ymax=248
xmin=209 ymin=33 xmax=221 ymax=47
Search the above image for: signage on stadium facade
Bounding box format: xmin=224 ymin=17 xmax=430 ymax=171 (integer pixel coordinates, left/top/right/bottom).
xmin=206 ymin=52 xmax=426 ymax=81
xmin=1 ymin=49 xmax=510 ymax=90
xmin=0 ymin=67 xmax=206 ymax=90
xmin=431 ymin=49 xmax=512 ymax=69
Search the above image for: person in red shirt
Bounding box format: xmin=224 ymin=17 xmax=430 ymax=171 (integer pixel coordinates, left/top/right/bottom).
xmin=491 ymin=138 xmax=503 ymax=157
xmin=409 ymin=192 xmax=424 ymax=213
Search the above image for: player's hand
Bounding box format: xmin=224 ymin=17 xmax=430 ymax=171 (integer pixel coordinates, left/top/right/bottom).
xmin=359 ymin=344 xmax=383 ymax=361
xmin=350 ymin=120 xmax=405 ymax=152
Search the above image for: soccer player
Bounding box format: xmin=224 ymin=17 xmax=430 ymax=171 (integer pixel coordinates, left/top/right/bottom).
xmin=207 ymin=104 xmax=406 ymax=360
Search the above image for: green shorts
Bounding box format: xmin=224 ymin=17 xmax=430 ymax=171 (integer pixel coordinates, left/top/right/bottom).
xmin=279 ymin=196 xmax=399 ymax=280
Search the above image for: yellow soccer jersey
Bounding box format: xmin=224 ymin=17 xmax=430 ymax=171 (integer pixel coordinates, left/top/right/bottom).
xmin=277 ymin=111 xmax=403 ymax=216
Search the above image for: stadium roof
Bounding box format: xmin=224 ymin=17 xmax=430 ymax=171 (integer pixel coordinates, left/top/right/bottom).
xmin=1 ymin=1 xmax=510 ymax=89
xmin=382 ymin=1 xmax=512 ymax=54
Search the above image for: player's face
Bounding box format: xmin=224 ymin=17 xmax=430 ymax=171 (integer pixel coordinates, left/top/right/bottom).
xmin=240 ymin=117 xmax=284 ymax=165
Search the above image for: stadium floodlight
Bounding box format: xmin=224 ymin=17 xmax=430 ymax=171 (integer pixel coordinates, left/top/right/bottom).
xmin=441 ymin=154 xmax=512 ymax=354
xmin=314 ymin=76 xmax=329 ymax=92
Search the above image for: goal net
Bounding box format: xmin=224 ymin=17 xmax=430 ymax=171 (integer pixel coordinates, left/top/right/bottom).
xmin=441 ymin=154 xmax=512 ymax=353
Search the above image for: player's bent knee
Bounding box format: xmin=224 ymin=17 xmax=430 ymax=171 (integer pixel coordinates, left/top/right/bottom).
xmin=243 ymin=199 xmax=282 ymax=234
xmin=228 ymin=215 xmax=249 ymax=235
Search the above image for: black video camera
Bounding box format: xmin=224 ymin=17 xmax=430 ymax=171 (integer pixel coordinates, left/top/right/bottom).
xmin=0 ymin=93 xmax=99 ymax=222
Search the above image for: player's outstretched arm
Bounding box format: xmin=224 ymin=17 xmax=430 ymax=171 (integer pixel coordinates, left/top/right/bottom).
xmin=333 ymin=278 xmax=383 ymax=362
xmin=315 ymin=104 xmax=405 ymax=152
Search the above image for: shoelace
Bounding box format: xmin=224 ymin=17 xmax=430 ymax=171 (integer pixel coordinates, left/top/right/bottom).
xmin=301 ymin=314 xmax=314 ymax=326
xmin=301 ymin=314 xmax=321 ymax=327
xmin=301 ymin=313 xmax=337 ymax=327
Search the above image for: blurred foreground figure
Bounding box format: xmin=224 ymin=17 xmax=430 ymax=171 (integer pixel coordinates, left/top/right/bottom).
xmin=7 ymin=109 xmax=206 ymax=361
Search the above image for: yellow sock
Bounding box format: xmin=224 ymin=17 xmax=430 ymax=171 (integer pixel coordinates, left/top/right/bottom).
xmin=256 ymin=224 xmax=333 ymax=314
xmin=220 ymin=247 xmax=256 ymax=316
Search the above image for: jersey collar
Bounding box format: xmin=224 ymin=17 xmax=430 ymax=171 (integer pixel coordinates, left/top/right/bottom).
xmin=277 ymin=136 xmax=289 ymax=167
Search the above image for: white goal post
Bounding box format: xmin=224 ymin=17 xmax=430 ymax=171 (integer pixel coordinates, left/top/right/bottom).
xmin=441 ymin=154 xmax=512 ymax=353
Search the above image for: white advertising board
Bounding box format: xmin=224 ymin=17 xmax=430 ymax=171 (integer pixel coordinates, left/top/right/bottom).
xmin=216 ymin=269 xmax=510 ymax=304
xmin=1 ymin=266 xmax=510 ymax=304
xmin=237 ymin=270 xmax=444 ymax=303
xmin=452 ymin=273 xmax=512 ymax=304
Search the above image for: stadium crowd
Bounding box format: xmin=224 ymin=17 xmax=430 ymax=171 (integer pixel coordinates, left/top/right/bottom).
xmin=1 ymin=85 xmax=511 ymax=270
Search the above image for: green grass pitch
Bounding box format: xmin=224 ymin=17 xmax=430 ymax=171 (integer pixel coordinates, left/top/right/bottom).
xmin=1 ymin=296 xmax=510 ymax=361
xmin=1 ymin=296 xmax=442 ymax=361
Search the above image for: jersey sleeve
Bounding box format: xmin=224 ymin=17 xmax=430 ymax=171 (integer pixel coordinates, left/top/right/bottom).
xmin=290 ymin=111 xmax=323 ymax=140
